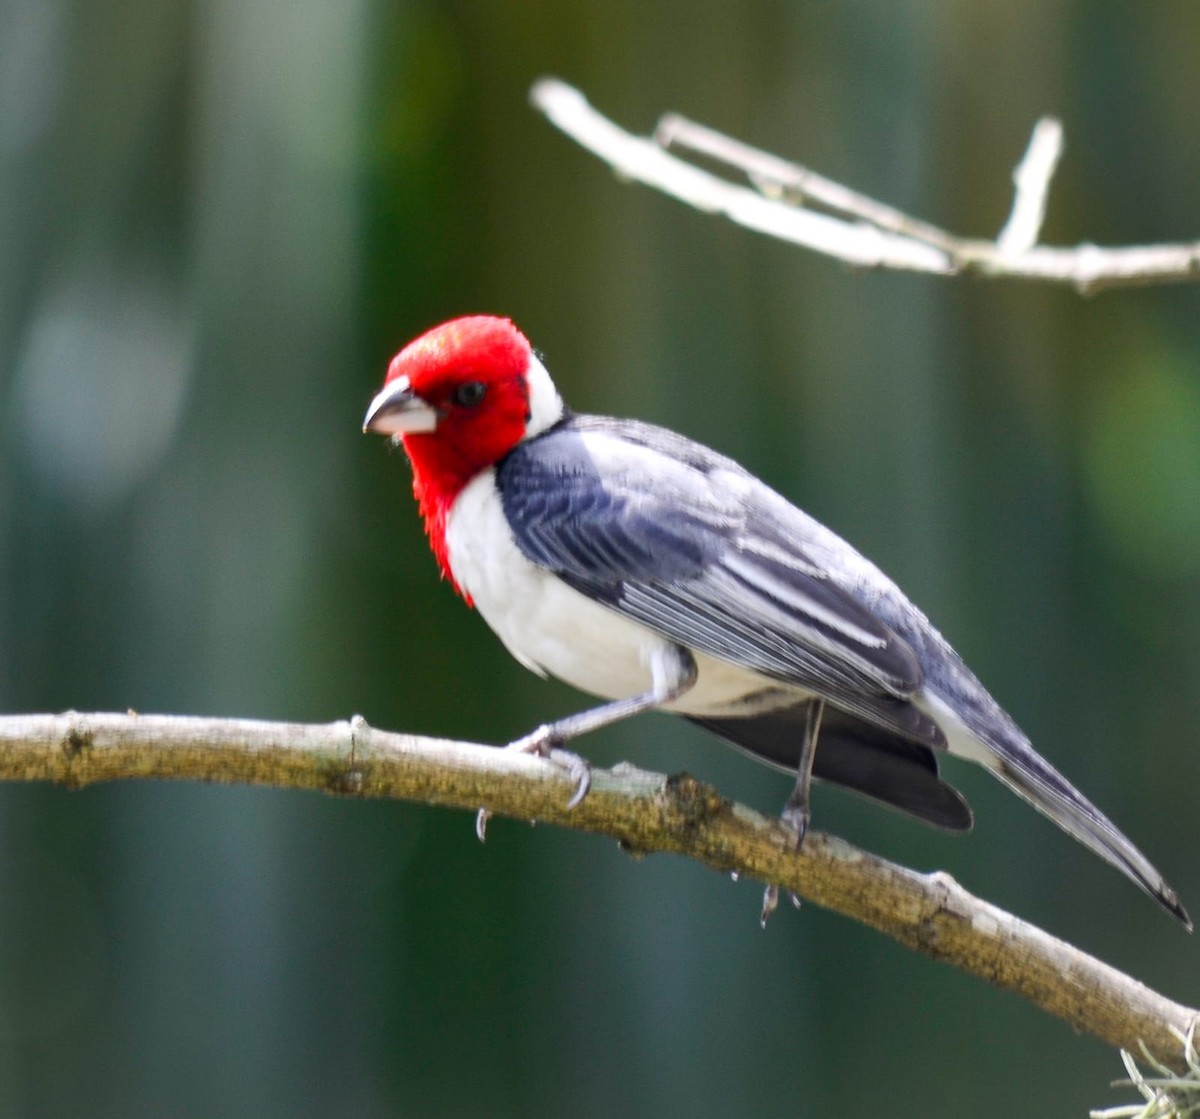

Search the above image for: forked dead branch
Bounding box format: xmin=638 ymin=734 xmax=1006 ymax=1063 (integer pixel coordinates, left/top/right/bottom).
xmin=531 ymin=78 xmax=1200 ymax=294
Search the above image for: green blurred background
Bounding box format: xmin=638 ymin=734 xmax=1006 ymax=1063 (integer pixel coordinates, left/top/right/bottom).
xmin=2 ymin=1 xmax=1198 ymax=1115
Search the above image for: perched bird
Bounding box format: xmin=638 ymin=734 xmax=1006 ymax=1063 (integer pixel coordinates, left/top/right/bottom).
xmin=363 ymin=314 xmax=1189 ymax=928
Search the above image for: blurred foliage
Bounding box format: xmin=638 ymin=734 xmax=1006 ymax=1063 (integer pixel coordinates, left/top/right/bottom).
xmin=1 ymin=1 xmax=1198 ymax=1115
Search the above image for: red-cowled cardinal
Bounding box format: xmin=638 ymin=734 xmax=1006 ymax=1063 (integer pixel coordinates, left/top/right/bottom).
xmin=363 ymin=314 xmax=1189 ymax=928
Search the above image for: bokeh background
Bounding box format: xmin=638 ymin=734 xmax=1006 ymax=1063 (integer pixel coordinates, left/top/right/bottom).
xmin=2 ymin=2 xmax=1198 ymax=1115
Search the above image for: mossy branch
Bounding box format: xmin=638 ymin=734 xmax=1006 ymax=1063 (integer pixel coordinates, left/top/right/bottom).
xmin=0 ymin=710 xmax=1194 ymax=1068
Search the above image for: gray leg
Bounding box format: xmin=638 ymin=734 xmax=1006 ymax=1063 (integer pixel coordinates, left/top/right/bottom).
xmin=781 ymin=697 xmax=823 ymax=847
xmin=761 ymin=699 xmax=824 ymax=926
xmin=476 ymin=645 xmax=698 ymax=840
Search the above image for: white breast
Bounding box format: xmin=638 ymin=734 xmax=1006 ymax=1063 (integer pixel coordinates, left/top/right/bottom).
xmin=443 ymin=470 xmax=785 ymax=716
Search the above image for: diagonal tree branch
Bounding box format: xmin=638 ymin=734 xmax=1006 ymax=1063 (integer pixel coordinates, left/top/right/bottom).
xmin=0 ymin=710 xmax=1194 ymax=1069
xmin=532 ymin=78 xmax=1200 ymax=294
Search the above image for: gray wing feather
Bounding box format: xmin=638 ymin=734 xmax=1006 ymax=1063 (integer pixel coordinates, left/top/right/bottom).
xmin=497 ymin=416 xmax=924 ymax=718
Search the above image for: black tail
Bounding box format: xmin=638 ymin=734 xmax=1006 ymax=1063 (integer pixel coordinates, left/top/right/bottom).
xmin=984 ymin=739 xmax=1191 ymax=930
xmin=690 ymin=705 xmax=973 ymax=832
xmin=694 ymin=701 xmax=1191 ymax=929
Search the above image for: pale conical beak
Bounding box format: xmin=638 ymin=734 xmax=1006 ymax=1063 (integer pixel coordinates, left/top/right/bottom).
xmin=362 ymin=376 xmax=439 ymax=437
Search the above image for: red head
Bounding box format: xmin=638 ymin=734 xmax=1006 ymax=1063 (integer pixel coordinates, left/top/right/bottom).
xmin=363 ymin=315 xmax=563 ymax=591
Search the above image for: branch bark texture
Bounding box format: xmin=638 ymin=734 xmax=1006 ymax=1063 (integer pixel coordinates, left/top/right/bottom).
xmin=0 ymin=711 xmax=1194 ymax=1069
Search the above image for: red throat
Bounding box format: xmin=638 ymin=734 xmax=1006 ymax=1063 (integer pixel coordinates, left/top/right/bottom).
xmin=403 ymin=434 xmax=478 ymax=600
xmin=383 ymin=316 xmax=536 ymax=602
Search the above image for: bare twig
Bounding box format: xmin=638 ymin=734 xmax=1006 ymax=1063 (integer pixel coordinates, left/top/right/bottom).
xmin=532 ymin=78 xmax=1200 ymax=294
xmin=655 ymin=109 xmax=963 ymax=253
xmin=534 ymin=80 xmax=952 ymax=275
xmin=0 ymin=710 xmax=1195 ymax=1069
xmin=998 ymin=117 xmax=1064 ymax=254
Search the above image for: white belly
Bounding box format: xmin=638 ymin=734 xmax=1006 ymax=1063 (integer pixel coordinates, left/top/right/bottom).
xmin=444 ymin=471 xmax=788 ymax=716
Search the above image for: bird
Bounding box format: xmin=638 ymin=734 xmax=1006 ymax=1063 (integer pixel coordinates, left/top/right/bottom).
xmin=362 ymin=314 xmax=1190 ymax=929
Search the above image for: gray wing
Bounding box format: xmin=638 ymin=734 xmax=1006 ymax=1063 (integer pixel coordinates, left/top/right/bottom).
xmin=496 ymin=416 xmax=943 ymax=747
xmin=496 ymin=417 xmax=1192 ymax=926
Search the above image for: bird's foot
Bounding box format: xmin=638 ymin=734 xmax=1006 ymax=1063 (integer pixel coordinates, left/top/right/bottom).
xmin=474 ymin=726 xmax=593 ymax=842
xmin=758 ymin=807 xmax=810 ymax=926
xmin=759 ymin=884 xmax=803 ymax=928
xmin=506 ymin=725 xmax=593 ymax=806
xmin=760 ymin=884 xmax=779 ymax=927
xmin=780 ymin=799 xmax=810 ymax=853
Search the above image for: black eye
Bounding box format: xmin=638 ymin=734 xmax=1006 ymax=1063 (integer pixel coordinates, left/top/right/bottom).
xmin=452 ymin=381 xmax=487 ymax=408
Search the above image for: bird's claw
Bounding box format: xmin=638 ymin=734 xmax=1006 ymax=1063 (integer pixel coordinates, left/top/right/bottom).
xmin=759 ymin=883 xmax=803 ymax=928
xmin=760 ymin=884 xmax=779 ymax=928
xmin=759 ymin=807 xmax=810 ymax=926
xmin=550 ymin=747 xmax=592 ymax=808
xmin=781 ymin=799 xmax=810 ymax=853
xmin=505 ymin=725 xmax=591 ymax=807
xmin=474 ymin=727 xmax=593 ymax=842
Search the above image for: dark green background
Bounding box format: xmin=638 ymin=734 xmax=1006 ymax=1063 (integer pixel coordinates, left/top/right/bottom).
xmin=2 ymin=2 xmax=1198 ymax=1115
